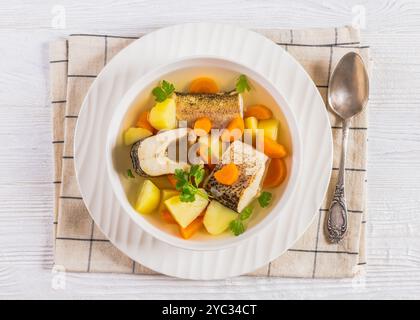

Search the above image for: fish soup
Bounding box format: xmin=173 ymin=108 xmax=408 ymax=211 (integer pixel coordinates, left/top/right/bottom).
xmin=115 ymin=65 xmax=292 ymax=241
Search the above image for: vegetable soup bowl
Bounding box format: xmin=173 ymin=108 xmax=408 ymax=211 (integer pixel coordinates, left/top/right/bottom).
xmin=106 ymin=56 xmax=302 ymax=251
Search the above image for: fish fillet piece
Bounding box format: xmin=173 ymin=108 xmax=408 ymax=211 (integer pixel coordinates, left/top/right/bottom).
xmin=130 ymin=128 xmax=196 ymax=176
xmin=175 ymin=92 xmax=243 ymax=128
xmin=204 ymin=141 xmax=268 ymax=212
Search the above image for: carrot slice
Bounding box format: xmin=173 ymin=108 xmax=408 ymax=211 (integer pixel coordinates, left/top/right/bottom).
xmin=194 ymin=117 xmax=212 ymax=136
xmin=263 ymin=136 xmax=287 ymax=158
xmin=161 ymin=210 xmax=177 ymax=224
xmin=214 ymin=163 xmax=239 ymax=185
xmin=136 ymin=111 xmax=156 ymax=134
xmin=263 ymin=158 xmax=287 ymax=188
xmin=245 ymin=105 xmax=273 ymax=120
xmin=189 ymin=77 xmax=219 ymax=94
xmin=167 ymin=174 xmax=177 ymax=187
xmin=179 ymin=216 xmax=204 ymax=239
xmin=221 ymin=117 xmax=244 ymax=142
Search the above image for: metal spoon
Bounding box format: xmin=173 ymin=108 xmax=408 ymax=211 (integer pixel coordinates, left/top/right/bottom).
xmin=326 ymin=52 xmax=369 ymax=243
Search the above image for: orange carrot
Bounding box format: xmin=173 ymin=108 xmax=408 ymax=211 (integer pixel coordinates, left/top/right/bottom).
xmin=136 ymin=111 xmax=156 ymax=134
xmin=189 ymin=77 xmax=219 ymax=94
xmin=262 ymin=136 xmax=287 ymax=158
xmin=214 ymin=163 xmax=239 ymax=185
xmin=167 ymin=174 xmax=177 ymax=187
xmin=161 ymin=210 xmax=177 ymax=224
xmin=245 ymin=105 xmax=273 ymax=120
xmin=263 ymin=158 xmax=287 ymax=188
xmin=221 ymin=117 xmax=244 ymax=142
xmin=179 ymin=216 xmax=204 ymax=239
xmin=194 ymin=117 xmax=212 ymax=136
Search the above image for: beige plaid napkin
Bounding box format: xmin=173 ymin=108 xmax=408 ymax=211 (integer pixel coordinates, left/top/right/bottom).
xmin=50 ymin=26 xmax=370 ymax=278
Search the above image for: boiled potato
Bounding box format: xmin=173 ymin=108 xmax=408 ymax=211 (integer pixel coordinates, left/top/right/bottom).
xmin=124 ymin=127 xmax=153 ymax=146
xmin=157 ymin=189 xmax=179 ymax=213
xmin=258 ymin=119 xmax=279 ymax=141
xmin=244 ymin=116 xmax=258 ymax=136
xmin=203 ymin=200 xmax=238 ymax=235
xmin=135 ymin=180 xmax=160 ymax=214
xmin=148 ymin=98 xmax=177 ymax=130
xmin=164 ymin=190 xmax=208 ymax=228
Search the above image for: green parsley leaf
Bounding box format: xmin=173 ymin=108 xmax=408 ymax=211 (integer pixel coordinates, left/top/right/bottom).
xmin=235 ymin=74 xmax=251 ymax=93
xmin=229 ymin=206 xmax=253 ymax=236
xmin=161 ymin=80 xmax=175 ymax=96
xmin=190 ymin=164 xmax=205 ymax=187
xmin=173 ymin=165 xmax=207 ymax=202
xmin=127 ymin=169 xmax=135 ymax=179
xmin=174 ymin=168 xmax=188 ymax=190
xmin=152 ymin=87 xmax=167 ymax=102
xmin=179 ymin=187 xmax=195 ymax=202
xmin=258 ymin=191 xmax=272 ymax=208
xmin=229 ymin=219 xmax=245 ymax=236
xmin=229 ymin=192 xmax=272 ymax=236
xmin=189 ymin=164 xmax=200 ymax=178
xmin=239 ymin=206 xmax=254 ymax=220
xmin=152 ymin=80 xmax=175 ymax=102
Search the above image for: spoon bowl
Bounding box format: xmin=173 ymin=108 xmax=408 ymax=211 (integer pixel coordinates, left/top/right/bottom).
xmin=328 ymin=52 xmax=369 ymax=120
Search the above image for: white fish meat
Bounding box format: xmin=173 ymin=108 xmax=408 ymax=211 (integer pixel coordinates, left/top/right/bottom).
xmin=204 ymin=140 xmax=268 ymax=212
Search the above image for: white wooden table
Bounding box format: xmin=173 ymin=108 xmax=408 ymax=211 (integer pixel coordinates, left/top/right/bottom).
xmin=1 ymin=0 xmax=419 ymax=299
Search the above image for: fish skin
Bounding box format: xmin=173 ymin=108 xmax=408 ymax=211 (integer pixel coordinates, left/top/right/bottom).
xmin=175 ymin=92 xmax=243 ymax=128
xmin=204 ymin=141 xmax=268 ymax=212
xmin=130 ymin=139 xmax=149 ymax=177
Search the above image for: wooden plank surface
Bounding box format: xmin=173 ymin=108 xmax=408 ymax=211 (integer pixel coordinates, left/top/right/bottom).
xmin=0 ymin=0 xmax=420 ymax=299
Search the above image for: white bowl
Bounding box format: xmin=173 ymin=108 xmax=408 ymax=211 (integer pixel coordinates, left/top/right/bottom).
xmin=106 ymin=56 xmax=302 ymax=251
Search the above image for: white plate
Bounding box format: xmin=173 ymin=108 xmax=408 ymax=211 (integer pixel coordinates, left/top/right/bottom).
xmin=75 ymin=23 xmax=332 ymax=279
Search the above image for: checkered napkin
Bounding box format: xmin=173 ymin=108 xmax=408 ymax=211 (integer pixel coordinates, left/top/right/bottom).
xmin=50 ymin=26 xmax=370 ymax=277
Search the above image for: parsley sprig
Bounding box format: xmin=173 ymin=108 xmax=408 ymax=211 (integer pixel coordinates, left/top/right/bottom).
xmin=235 ymin=74 xmax=251 ymax=93
xmin=152 ymin=80 xmax=175 ymax=102
xmin=229 ymin=206 xmax=254 ymax=236
xmin=258 ymin=191 xmax=272 ymax=208
xmin=229 ymin=191 xmax=273 ymax=236
xmin=174 ymin=165 xmax=207 ymax=202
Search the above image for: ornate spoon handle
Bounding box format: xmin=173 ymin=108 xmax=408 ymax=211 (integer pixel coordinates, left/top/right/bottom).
xmin=326 ymin=119 xmax=349 ymax=243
